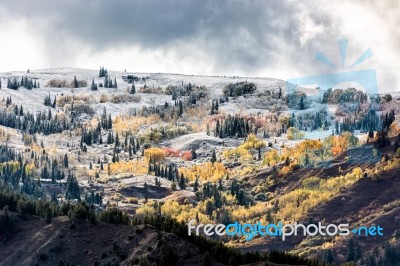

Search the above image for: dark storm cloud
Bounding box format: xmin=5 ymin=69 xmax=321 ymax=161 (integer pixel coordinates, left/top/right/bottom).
xmin=1 ymin=0 xmax=341 ymax=74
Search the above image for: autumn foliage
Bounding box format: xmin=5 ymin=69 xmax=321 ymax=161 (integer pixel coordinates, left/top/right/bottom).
xmin=181 ymin=150 xmax=192 ymax=161
xmin=179 ymin=162 xmax=228 ymax=182
xmin=144 ymin=147 xmax=166 ymax=162
xmin=162 ymin=147 xmax=180 ymax=157
xmin=108 ymin=160 xmax=148 ymax=175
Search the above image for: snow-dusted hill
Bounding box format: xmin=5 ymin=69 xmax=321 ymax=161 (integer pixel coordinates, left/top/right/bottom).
xmin=0 ymin=67 xmax=286 ymax=117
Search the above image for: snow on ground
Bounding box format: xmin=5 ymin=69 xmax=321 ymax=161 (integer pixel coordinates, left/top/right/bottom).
xmin=161 ymin=132 xmax=222 ymax=151
xmin=303 ymin=130 xmax=333 ymax=140
xmin=117 ymin=174 xmax=172 ymax=188
xmin=0 ymin=67 xmax=286 ymax=118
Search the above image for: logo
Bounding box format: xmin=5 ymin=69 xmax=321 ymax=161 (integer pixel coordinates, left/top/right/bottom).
xmin=286 ymin=39 xmax=378 ymax=95
xmin=188 ymin=220 xmax=384 ymax=241
xmin=284 ymin=39 xmax=381 ymax=165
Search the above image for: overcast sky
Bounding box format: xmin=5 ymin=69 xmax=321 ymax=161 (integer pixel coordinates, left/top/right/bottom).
xmin=0 ymin=0 xmax=399 ymax=91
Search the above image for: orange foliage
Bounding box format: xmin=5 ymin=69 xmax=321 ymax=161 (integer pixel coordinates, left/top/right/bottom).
xmin=163 ymin=147 xmax=180 ymax=157
xmin=181 ymin=151 xmax=192 ymax=161
xmin=389 ymin=123 xmax=400 ymax=137
xmin=327 ymin=132 xmax=358 ymax=156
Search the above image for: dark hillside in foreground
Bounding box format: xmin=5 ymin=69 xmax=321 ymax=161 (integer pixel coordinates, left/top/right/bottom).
xmin=0 ymin=215 xmax=216 ymax=266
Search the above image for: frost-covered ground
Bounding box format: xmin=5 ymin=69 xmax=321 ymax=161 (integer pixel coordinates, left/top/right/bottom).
xmin=0 ymin=67 xmax=286 ymax=117
xmin=0 ymin=67 xmax=381 ymax=208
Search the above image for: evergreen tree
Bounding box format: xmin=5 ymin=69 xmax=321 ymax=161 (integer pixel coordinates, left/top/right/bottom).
xmin=211 ymin=150 xmax=217 ymax=164
xmin=179 ymin=173 xmax=186 ymax=189
xmin=299 ymin=96 xmax=305 ymax=110
xmin=130 ymin=82 xmax=136 ymax=94
xmin=194 ymin=177 xmax=199 ymax=192
xmin=191 ymin=148 xmax=197 ymax=160
xmin=202 ymin=252 xmax=212 ymax=266
xmin=66 ymin=173 xmax=80 ymax=200
xmin=323 ymin=249 xmax=334 ymax=264
xmin=45 ymin=207 xmax=52 ymax=224
xmin=91 ymin=78 xmax=98 ymax=91
xmin=179 ymin=100 xmax=183 ymax=117
xmin=73 ymin=76 xmax=78 ymax=88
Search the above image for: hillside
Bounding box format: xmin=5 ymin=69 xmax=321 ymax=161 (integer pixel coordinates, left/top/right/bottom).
xmin=0 ymin=67 xmax=399 ymax=265
xmin=0 ymin=213 xmax=230 ymax=266
xmin=239 ymin=140 xmax=400 ymax=264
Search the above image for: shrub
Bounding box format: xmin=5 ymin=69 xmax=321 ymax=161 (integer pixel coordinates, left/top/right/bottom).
xmin=223 ymin=82 xmax=256 ymax=97
xmin=57 ymin=95 xmax=91 ymax=108
xmin=124 ymin=197 xmax=139 ymax=204
xmin=165 ymin=85 xmax=178 ymax=95
xmin=163 ymin=147 xmax=180 ymax=157
xmin=179 ymin=162 xmax=228 ymax=182
xmin=111 ymin=94 xmax=141 ymax=103
xmin=287 ymin=127 xmax=304 ymax=140
xmin=98 ymin=208 xmax=129 ymax=225
xmin=181 ymin=150 xmax=192 ymax=161
xmin=39 ymin=253 xmax=48 ymax=261
xmin=65 ymin=102 xmax=95 ymax=117
xmin=113 ymin=115 xmax=160 ymax=133
xmin=144 ymin=147 xmax=165 ymax=162
xmin=138 ymin=86 xmax=163 ymax=94
xmin=70 ymin=77 xmax=87 ymax=88
xmin=108 ymin=161 xmax=148 ymax=175
xmin=99 ymin=94 xmax=108 ymax=103
xmin=46 ymin=79 xmax=69 ymax=88
xmin=46 ymin=79 xmax=87 ymax=88
xmin=0 ymin=206 xmax=15 ymax=234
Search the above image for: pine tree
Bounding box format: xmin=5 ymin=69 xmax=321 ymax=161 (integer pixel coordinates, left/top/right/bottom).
xmin=66 ymin=173 xmax=80 ymax=200
xmin=202 ymin=252 xmax=212 ymax=266
xmin=45 ymin=207 xmax=52 ymax=224
xmin=112 ymin=150 xmax=117 ymax=163
xmin=91 ymin=78 xmax=98 ymax=91
xmin=179 ymin=100 xmax=183 ymax=116
xmin=191 ymin=148 xmax=197 ymax=160
xmin=130 ymin=82 xmax=136 ymax=94
xmin=194 ymin=178 xmax=199 ymax=192
xmin=323 ymin=249 xmax=334 ymax=264
xmin=347 ymin=239 xmax=356 ymax=262
xmin=179 ymin=173 xmax=186 ymax=189
xmin=305 ymin=153 xmax=310 ymax=166
xmin=299 ymin=96 xmax=305 ymax=110
xmin=73 ymin=76 xmax=78 ymax=88
xmin=108 ymin=114 xmax=112 ymax=129
xmin=211 ymin=150 xmax=217 ymax=164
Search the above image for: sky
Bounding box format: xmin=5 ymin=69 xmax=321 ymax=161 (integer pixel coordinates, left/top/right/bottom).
xmin=0 ymin=0 xmax=399 ymax=92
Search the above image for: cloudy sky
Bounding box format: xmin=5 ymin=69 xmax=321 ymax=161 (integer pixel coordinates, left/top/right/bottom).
xmin=0 ymin=0 xmax=399 ymax=91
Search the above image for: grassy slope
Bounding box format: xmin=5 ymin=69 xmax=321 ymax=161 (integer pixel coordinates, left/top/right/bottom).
xmin=239 ymin=141 xmax=400 ymax=264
